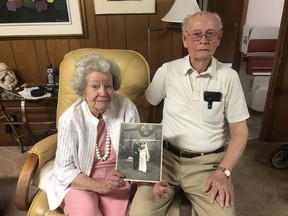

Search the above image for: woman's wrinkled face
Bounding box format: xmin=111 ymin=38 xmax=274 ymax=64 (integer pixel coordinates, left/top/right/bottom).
xmin=82 ymin=71 xmax=114 ymax=117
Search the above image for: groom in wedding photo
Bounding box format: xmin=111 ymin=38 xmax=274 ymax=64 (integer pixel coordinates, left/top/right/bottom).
xmin=132 ymin=141 xmax=141 ymax=170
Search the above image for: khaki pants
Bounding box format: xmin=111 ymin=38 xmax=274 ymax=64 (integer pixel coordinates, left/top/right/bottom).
xmin=130 ymin=149 xmax=236 ymax=216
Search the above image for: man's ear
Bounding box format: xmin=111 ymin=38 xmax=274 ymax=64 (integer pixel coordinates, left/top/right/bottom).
xmin=182 ymin=32 xmax=188 ymax=48
xmin=215 ymin=31 xmax=223 ymax=48
xmin=218 ymin=31 xmax=223 ymax=40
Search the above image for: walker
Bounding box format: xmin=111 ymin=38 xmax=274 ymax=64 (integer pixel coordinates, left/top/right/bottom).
xmin=270 ymin=144 xmax=288 ymax=169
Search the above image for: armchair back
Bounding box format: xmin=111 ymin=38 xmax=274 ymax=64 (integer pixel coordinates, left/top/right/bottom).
xmin=57 ymin=48 xmax=150 ymax=126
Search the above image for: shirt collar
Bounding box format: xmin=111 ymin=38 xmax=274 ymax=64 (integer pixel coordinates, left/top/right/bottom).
xmin=183 ymin=55 xmax=193 ymax=75
xmin=207 ymin=57 xmax=217 ymax=79
xmin=184 ymin=55 xmax=217 ymax=79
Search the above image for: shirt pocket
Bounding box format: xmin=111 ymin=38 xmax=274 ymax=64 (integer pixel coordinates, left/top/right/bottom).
xmin=201 ymin=101 xmax=225 ymax=123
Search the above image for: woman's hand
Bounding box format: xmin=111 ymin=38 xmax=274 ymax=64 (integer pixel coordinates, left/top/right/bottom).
xmin=153 ymin=180 xmax=172 ymax=198
xmin=98 ymin=170 xmax=127 ymax=194
xmin=71 ymin=171 xmax=126 ymax=194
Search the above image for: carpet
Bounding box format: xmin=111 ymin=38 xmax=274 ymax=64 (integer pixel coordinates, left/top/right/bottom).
xmin=0 ymin=146 xmax=29 ymax=216
xmin=232 ymin=139 xmax=288 ymax=216
xmin=1 ymin=139 xmax=288 ymax=216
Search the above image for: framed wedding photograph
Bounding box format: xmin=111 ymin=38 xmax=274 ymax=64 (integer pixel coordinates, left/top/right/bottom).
xmin=0 ymin=0 xmax=86 ymax=38
xmin=116 ymin=122 xmax=163 ymax=183
xmin=94 ymin=0 xmax=156 ymax=15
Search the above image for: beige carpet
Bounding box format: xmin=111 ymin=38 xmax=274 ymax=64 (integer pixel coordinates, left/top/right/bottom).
xmin=232 ymin=139 xmax=288 ymax=216
xmin=1 ymin=140 xmax=288 ymax=216
xmin=0 ymin=146 xmax=29 ymax=216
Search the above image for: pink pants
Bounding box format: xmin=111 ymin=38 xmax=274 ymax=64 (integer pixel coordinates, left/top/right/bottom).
xmin=63 ymin=183 xmax=131 ymax=216
xmin=63 ymin=119 xmax=131 ymax=215
xmin=63 ymin=162 xmax=131 ymax=216
xmin=64 ymin=160 xmax=131 ymax=216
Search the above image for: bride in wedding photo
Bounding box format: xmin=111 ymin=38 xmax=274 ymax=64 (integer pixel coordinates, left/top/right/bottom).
xmin=138 ymin=141 xmax=150 ymax=173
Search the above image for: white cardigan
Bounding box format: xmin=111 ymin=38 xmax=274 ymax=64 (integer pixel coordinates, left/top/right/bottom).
xmin=46 ymin=93 xmax=139 ymax=210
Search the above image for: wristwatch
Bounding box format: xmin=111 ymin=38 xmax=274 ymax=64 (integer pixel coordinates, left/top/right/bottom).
xmin=217 ymin=166 xmax=231 ymax=178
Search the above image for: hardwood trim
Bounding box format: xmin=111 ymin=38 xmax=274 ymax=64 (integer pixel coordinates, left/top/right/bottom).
xmin=232 ymin=0 xmax=249 ymax=71
xmin=16 ymin=153 xmax=39 ymax=210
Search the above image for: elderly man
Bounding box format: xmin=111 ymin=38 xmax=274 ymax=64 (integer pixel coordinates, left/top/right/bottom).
xmin=131 ymin=11 xmax=249 ymax=216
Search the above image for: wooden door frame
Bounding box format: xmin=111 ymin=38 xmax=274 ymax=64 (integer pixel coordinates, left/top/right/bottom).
xmin=259 ymin=0 xmax=288 ymax=141
xmin=232 ymin=0 xmax=249 ymax=71
xmin=234 ymin=0 xmax=288 ymax=141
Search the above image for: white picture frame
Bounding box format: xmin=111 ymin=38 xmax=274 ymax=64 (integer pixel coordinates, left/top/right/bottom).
xmin=94 ymin=0 xmax=156 ymax=15
xmin=0 ymin=0 xmax=86 ymax=38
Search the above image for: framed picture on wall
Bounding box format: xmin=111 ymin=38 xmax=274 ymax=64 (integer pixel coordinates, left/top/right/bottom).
xmin=116 ymin=122 xmax=163 ymax=183
xmin=0 ymin=0 xmax=86 ymax=38
xmin=94 ymin=0 xmax=156 ymax=15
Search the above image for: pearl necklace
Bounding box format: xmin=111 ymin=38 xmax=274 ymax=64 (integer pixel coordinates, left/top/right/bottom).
xmin=95 ymin=130 xmax=111 ymax=161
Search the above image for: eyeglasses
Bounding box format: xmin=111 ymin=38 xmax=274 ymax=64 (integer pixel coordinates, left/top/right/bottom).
xmin=185 ymin=30 xmax=221 ymax=41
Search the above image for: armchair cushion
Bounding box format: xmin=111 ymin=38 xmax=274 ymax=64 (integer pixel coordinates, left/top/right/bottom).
xmin=28 ymin=190 xmax=63 ymax=216
xmin=56 ymin=48 xmax=150 ymax=126
xmin=31 ymin=159 xmax=55 ymax=193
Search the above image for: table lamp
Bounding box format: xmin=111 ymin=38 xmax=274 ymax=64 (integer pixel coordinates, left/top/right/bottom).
xmin=161 ymin=0 xmax=201 ymax=23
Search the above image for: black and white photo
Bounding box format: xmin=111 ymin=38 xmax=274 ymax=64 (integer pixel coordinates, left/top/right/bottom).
xmin=116 ymin=123 xmax=162 ymax=183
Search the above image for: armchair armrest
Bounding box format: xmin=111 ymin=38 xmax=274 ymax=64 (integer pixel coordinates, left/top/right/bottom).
xmin=28 ymin=133 xmax=58 ymax=168
xmin=16 ymin=153 xmax=39 ymax=210
xmin=16 ymin=133 xmax=58 ymax=211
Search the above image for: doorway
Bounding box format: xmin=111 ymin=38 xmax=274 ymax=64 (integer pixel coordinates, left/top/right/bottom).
xmin=204 ymin=0 xmax=248 ymax=64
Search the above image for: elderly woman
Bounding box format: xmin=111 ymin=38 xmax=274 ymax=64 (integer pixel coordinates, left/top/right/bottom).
xmin=46 ymin=54 xmax=140 ymax=216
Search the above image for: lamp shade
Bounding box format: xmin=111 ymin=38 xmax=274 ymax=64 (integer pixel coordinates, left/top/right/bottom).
xmin=161 ymin=0 xmax=201 ymax=23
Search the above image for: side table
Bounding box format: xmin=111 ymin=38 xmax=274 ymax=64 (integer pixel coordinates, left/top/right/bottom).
xmin=0 ymin=87 xmax=57 ymax=153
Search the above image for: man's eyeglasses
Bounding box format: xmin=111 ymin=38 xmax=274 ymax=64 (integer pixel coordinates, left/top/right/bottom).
xmin=185 ymin=30 xmax=221 ymax=41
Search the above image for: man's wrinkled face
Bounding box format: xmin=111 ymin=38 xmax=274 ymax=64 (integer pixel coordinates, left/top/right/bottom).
xmin=182 ymin=13 xmax=222 ymax=63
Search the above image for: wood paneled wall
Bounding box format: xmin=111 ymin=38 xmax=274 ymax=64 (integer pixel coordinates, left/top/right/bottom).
xmin=1 ymin=0 xmax=287 ymax=146
xmin=0 ymin=0 xmax=183 ymax=85
xmin=0 ymin=0 xmax=183 ymax=146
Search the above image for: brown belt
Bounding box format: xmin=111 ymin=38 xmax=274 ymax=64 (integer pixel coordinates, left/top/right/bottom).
xmin=163 ymin=141 xmax=224 ymax=158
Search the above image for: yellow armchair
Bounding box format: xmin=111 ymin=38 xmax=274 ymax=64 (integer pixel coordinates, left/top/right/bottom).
xmin=16 ymin=48 xmax=150 ymax=216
